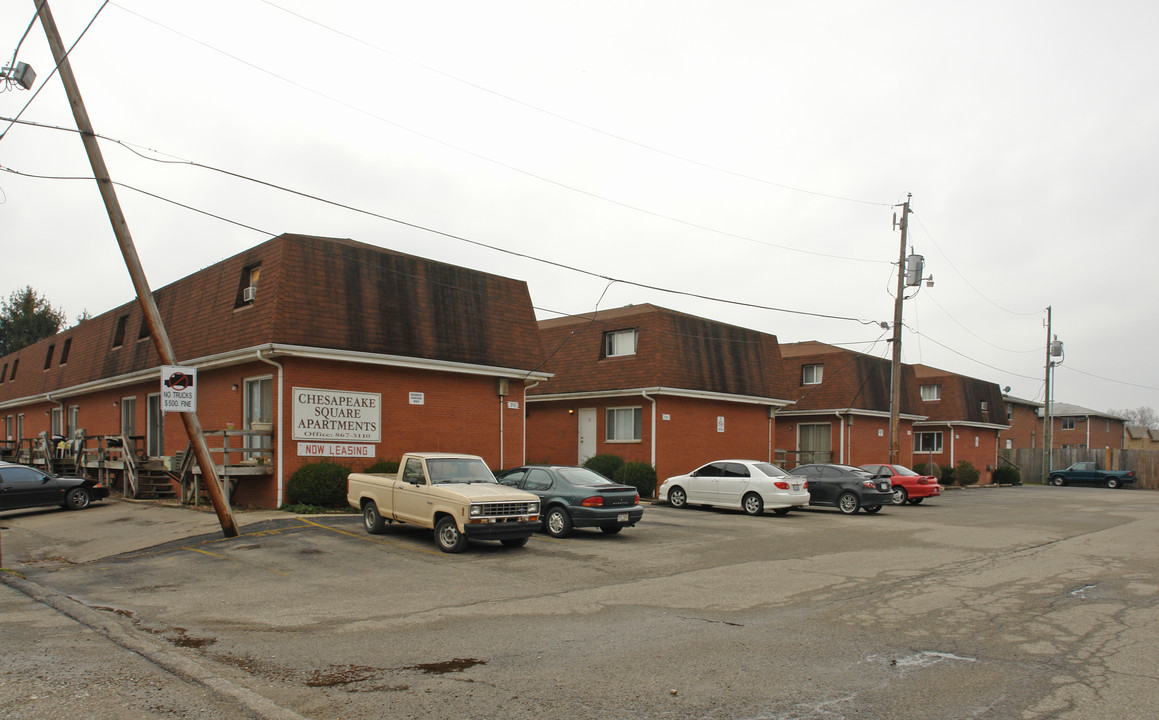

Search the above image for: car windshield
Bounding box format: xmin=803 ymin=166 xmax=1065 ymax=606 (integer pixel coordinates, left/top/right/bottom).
xmin=557 ymin=467 xmax=615 ymax=486
xmin=426 ymin=458 xmax=496 ymax=484
xmin=890 ymin=466 xmax=920 ymax=476
xmin=833 ymin=464 xmax=873 ymax=477
xmin=754 ymin=463 xmax=789 ymax=477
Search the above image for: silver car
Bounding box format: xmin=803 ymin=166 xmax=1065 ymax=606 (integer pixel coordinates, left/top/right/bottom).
xmin=658 ymin=459 xmax=809 ymax=516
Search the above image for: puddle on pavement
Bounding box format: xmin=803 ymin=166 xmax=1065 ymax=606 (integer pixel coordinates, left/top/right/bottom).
xmin=402 ymin=658 xmax=486 ymax=674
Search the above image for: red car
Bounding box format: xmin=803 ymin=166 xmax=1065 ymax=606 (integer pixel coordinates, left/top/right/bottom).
xmin=859 ymin=464 xmax=941 ymax=505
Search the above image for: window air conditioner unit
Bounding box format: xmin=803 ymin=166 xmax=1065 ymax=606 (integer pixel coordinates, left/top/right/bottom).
xmin=242 ymin=286 xmax=257 ymax=302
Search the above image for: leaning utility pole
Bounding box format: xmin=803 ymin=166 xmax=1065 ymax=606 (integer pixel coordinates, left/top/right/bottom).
xmin=35 ymin=0 xmax=238 ymax=537
xmin=888 ymin=194 xmax=912 ymax=465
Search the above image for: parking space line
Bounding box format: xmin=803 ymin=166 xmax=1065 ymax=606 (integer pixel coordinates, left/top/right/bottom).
xmin=297 ymin=517 xmax=447 ymax=556
xmin=179 ymin=546 xmax=291 ymax=575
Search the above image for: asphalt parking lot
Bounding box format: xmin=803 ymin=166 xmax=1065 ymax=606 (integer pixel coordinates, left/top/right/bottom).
xmin=3 ymin=486 xmax=1159 ymax=720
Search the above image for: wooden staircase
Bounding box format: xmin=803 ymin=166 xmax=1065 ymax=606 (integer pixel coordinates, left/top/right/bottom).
xmin=134 ymin=459 xmax=179 ymax=500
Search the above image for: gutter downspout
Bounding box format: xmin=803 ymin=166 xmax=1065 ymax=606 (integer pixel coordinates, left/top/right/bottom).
xmin=523 ymin=381 xmax=540 ymax=466
xmin=641 ymin=389 xmax=658 ymax=474
xmin=256 ymin=349 xmax=285 ymax=507
xmin=835 ymin=411 xmax=846 ymax=464
xmin=1085 ymin=415 xmax=1090 ymax=449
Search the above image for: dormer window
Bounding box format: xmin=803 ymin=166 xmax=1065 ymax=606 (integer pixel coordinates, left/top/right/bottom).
xmin=802 ymin=364 xmax=823 ymax=385
xmin=920 ymin=384 xmax=941 ymax=401
xmin=236 ymin=262 xmax=262 ymax=307
xmin=112 ymin=315 xmax=128 ymax=348
xmin=604 ymin=329 xmax=637 ymax=357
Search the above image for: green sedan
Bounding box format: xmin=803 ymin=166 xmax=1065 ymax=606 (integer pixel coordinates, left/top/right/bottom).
xmin=496 ymin=465 xmax=644 ymax=538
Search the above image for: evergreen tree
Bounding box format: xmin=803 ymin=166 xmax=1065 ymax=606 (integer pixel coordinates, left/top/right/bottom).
xmin=0 ymin=285 xmax=67 ymax=356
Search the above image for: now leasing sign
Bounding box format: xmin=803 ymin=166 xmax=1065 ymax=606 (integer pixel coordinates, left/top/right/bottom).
xmin=292 ymin=387 xmax=382 ymax=443
xmin=297 ymin=442 xmax=375 ymax=459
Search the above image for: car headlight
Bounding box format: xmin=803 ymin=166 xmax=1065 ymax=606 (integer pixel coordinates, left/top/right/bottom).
xmin=469 ymin=505 xmax=481 ymax=517
xmin=528 ymin=502 xmax=539 ymax=515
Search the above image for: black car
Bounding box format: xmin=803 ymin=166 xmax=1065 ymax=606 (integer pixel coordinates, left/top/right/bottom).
xmin=497 ymin=465 xmax=643 ymax=538
xmin=0 ymin=461 xmax=109 ymax=512
xmin=787 ymin=463 xmax=893 ymax=515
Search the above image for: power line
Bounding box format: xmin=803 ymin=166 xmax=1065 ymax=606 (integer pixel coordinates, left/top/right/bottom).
xmin=104 ymin=3 xmax=887 ymax=265
xmin=920 ymin=292 xmax=1041 ymax=354
xmin=912 ymin=213 xmax=1045 ymax=317
xmin=0 ymin=0 xmax=108 ymax=141
xmin=255 ymin=0 xmax=893 ymax=209
xmin=902 ymin=322 xmax=1041 ymax=381
xmin=1060 ymin=365 xmax=1159 ymax=393
xmin=0 ymin=159 xmax=883 ymax=328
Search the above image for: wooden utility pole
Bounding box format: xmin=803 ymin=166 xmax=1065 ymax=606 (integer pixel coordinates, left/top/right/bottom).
xmin=1042 ymin=306 xmax=1053 ymax=481
xmin=888 ymin=194 xmax=911 ymax=465
xmin=35 ymin=0 xmax=238 ymax=537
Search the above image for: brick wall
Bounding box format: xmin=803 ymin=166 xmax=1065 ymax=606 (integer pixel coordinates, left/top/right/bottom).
xmin=526 ymin=393 xmax=777 ymax=489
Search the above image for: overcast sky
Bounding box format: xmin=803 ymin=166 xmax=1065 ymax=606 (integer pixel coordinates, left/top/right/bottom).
xmin=2 ymin=1 xmax=1156 ymax=415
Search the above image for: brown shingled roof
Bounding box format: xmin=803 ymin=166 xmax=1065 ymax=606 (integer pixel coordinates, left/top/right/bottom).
xmin=532 ymin=304 xmax=791 ymax=400
xmin=0 ymin=234 xmax=544 ymax=403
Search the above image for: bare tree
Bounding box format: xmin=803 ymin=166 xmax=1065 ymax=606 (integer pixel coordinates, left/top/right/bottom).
xmin=1108 ymin=406 xmax=1159 ymax=429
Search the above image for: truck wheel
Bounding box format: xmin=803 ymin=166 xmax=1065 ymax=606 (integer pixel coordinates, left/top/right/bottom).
xmin=435 ymin=516 xmax=468 ymax=553
xmin=501 ymin=536 xmax=529 ymax=548
xmin=362 ymin=502 xmax=387 ymax=534
xmin=1107 ymin=478 xmax=1120 ymax=489
xmin=1050 ymin=476 xmax=1066 ymax=487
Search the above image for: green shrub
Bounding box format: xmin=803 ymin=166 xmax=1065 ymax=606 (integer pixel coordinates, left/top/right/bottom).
xmin=939 ymin=465 xmax=956 ymax=486
xmin=954 ymin=460 xmax=980 ymax=486
xmin=583 ymin=454 xmax=624 ymax=480
xmin=363 ymin=458 xmax=400 ymax=475
xmin=613 ymin=461 xmax=657 ymax=497
xmin=992 ymin=465 xmax=1021 ymax=485
xmin=287 ymin=461 xmax=352 ymax=507
xmin=914 ymin=462 xmax=941 ymax=478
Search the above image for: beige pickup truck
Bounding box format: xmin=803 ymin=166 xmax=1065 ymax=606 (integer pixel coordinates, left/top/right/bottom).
xmin=346 ymin=452 xmax=541 ymax=553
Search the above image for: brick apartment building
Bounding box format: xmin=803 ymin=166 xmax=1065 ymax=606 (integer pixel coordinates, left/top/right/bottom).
xmin=0 ymin=234 xmax=548 ymax=508
xmin=774 ymin=341 xmax=925 ymax=467
xmin=909 ymin=364 xmax=1009 ymax=481
xmin=1041 ymin=403 xmax=1126 ymax=450
xmin=525 ymin=305 xmax=793 ymax=480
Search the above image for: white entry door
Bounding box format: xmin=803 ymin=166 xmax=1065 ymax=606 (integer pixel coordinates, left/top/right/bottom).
xmin=577 ymin=408 xmax=597 ymax=464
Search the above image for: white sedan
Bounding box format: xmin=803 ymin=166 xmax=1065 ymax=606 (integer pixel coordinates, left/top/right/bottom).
xmin=658 ymin=460 xmax=809 ymax=516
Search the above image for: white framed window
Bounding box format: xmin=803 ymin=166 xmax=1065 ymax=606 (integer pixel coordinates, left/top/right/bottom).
xmin=1061 ymin=417 xmax=1075 ymax=430
xmin=920 ymin=384 xmax=941 ymax=401
xmin=147 ymin=393 xmax=164 ymax=457
xmin=244 ymin=375 xmax=274 ymax=458
xmin=605 ymin=406 xmax=642 ymax=442
xmin=802 ymin=364 xmax=823 ymax=385
xmin=604 ymin=329 xmax=638 ymax=358
xmin=67 ymin=406 xmax=79 ymax=437
xmin=121 ymin=396 xmax=137 ymax=437
xmin=798 ymin=423 xmax=832 ymax=464
xmin=914 ymin=431 xmax=943 ymax=453
xmin=51 ymin=407 xmax=63 ymax=437
xmin=1006 ymin=403 xmax=1013 ymax=420
xmin=1005 ymin=438 xmax=1013 ymax=450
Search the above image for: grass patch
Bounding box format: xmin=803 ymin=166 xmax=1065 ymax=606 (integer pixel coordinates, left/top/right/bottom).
xmin=279 ymin=503 xmax=356 ymax=515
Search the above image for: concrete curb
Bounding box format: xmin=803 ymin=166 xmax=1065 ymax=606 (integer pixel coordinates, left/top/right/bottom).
xmin=0 ymin=570 xmax=310 ymax=720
